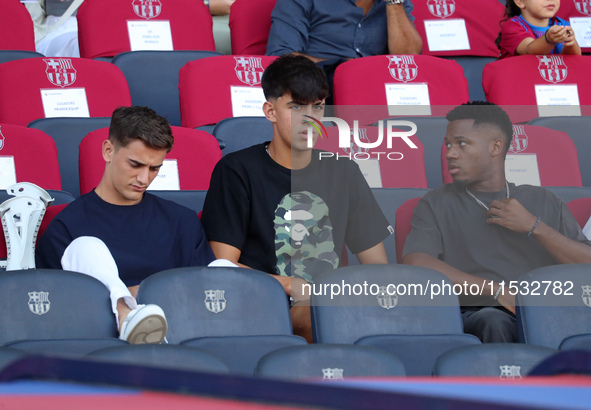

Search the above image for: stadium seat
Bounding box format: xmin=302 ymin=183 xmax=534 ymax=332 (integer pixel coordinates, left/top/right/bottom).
xmin=567 ymin=197 xmax=591 ymax=229
xmin=559 ymin=333 xmax=591 ymax=351
xmin=0 ymin=51 xmax=44 ymax=65
xmin=179 ymin=55 xmax=277 ymax=128
xmin=311 ymin=264 xmax=481 ymax=376
xmin=137 ymin=266 xmax=296 ymax=343
xmin=433 ymin=343 xmax=557 ymax=377
xmin=517 ymin=264 xmax=591 ymax=349
xmin=0 ymin=124 xmax=62 ymax=190
xmin=212 ymin=116 xmax=273 ymax=155
xmin=45 ymin=0 xmax=77 ymax=16
xmin=0 ymin=0 xmax=36 ymax=52
xmin=556 ymin=0 xmax=591 ymax=54
xmin=544 ymin=186 xmax=591 ymax=204
xmin=527 ymin=116 xmax=591 ymax=187
xmin=444 ymin=56 xmax=498 ymax=102
xmin=482 ymin=55 xmax=591 ymax=123
xmin=0 ymin=58 xmax=131 ymax=127
xmin=111 ymin=50 xmax=222 ymax=127
xmin=182 ymin=335 xmax=307 ymax=376
xmin=0 ymin=348 xmax=28 ymax=372
xmin=441 ymin=124 xmax=583 ymax=187
xmin=28 ymin=117 xmax=112 ymax=197
xmin=332 ymin=55 xmax=470 ymax=126
xmin=255 ymin=344 xmax=406 ymax=380
xmin=77 ymin=0 xmax=215 ymax=59
xmin=412 ymin=0 xmax=504 ymax=57
xmin=86 ymin=344 xmax=229 ymax=373
xmin=394 ymin=197 xmax=421 ymax=263
xmin=313 ymin=125 xmax=427 ymax=188
xmin=78 ymin=126 xmax=221 ymax=195
xmin=149 ymin=190 xmax=208 ymax=215
xmin=229 ymin=0 xmax=277 ymax=55
xmin=0 ymin=269 xmax=123 ymax=357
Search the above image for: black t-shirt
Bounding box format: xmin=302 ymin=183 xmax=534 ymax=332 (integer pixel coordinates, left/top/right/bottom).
xmin=201 ymin=143 xmax=392 ymax=282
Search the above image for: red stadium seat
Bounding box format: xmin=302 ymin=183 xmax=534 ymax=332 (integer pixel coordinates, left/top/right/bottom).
xmin=567 ymin=197 xmax=591 ymax=229
xmin=482 ymin=55 xmax=591 ymax=123
xmin=441 ymin=124 xmax=583 ymax=187
xmin=0 ymin=0 xmax=36 ymax=52
xmin=556 ymin=0 xmax=591 ymax=54
xmin=413 ymin=0 xmax=504 ymax=57
xmin=394 ymin=197 xmax=421 ymax=262
xmin=77 ymin=0 xmax=215 ymax=59
xmin=313 ymin=125 xmax=428 ymax=188
xmin=78 ymin=126 xmax=222 ymax=195
xmin=332 ymin=55 xmax=470 ymax=126
xmin=229 ymin=0 xmax=277 ymax=55
xmin=0 ymin=57 xmax=131 ymax=127
xmin=179 ymin=55 xmax=277 ymax=128
xmin=0 ymin=124 xmax=62 ymax=190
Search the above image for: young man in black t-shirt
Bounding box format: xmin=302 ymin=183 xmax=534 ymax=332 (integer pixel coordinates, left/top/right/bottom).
xmin=201 ymin=55 xmax=392 ymax=341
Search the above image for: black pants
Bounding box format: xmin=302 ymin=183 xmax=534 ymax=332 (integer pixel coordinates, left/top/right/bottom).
xmin=461 ymin=306 xmax=518 ymax=343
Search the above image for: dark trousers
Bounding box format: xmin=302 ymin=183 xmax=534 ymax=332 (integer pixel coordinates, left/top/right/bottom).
xmin=462 ymin=306 xmax=518 ymax=343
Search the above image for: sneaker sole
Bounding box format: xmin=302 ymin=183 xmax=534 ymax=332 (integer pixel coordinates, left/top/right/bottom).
xmin=125 ymin=314 xmax=168 ymax=345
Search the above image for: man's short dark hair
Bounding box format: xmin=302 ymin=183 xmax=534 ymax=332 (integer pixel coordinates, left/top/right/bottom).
xmin=262 ymin=55 xmax=329 ymax=104
xmin=109 ymin=106 xmax=174 ymax=153
xmin=446 ymin=101 xmax=513 ymax=155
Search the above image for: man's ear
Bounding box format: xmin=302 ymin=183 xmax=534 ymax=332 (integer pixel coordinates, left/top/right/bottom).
xmin=491 ymin=138 xmax=505 ymax=157
xmin=102 ymin=139 xmax=115 ymax=163
xmin=263 ymin=100 xmax=276 ymax=122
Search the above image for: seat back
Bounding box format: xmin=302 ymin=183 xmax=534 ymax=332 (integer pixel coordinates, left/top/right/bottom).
xmin=87 ymin=344 xmax=229 ymax=373
xmin=0 ymin=269 xmax=117 ymax=345
xmin=482 ymin=55 xmax=591 ymax=123
xmin=112 ymin=51 xmax=222 ymax=127
xmin=557 ymin=1 xmax=591 ymax=54
xmin=255 ymin=344 xmax=406 ymax=379
xmin=28 ymin=117 xmax=112 ymax=197
xmin=332 ymin=55 xmax=469 ymax=126
xmin=0 ymin=58 xmax=131 ymax=127
xmin=137 ymin=267 xmax=294 ymax=344
xmin=0 ymin=51 xmax=44 ymax=65
xmin=1 ymin=0 xmax=36 ymax=52
xmin=433 ymin=343 xmax=557 ymax=377
xmin=445 ymin=56 xmax=498 ymax=102
xmin=567 ymin=197 xmax=591 ymax=229
xmin=77 ymin=0 xmax=215 ymax=58
xmin=149 ymin=190 xmax=208 ymax=216
xmin=441 ymin=124 xmax=583 ymax=187
xmin=527 ymin=116 xmax=591 ymax=188
xmin=212 ymin=116 xmax=273 ymax=155
xmin=179 ymin=55 xmax=278 ymax=128
xmin=313 ymin=126 xmax=427 ymax=188
xmin=78 ymin=126 xmax=222 ymax=195
xmin=311 ymin=264 xmax=464 ymax=344
xmin=395 ymin=197 xmax=422 ymax=263
xmin=517 ymin=264 xmax=591 ymax=349
xmin=229 ymin=0 xmax=277 ymax=55
xmin=413 ymin=0 xmax=504 ymax=57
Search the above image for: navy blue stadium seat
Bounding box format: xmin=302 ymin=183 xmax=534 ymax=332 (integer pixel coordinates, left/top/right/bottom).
xmin=27 ymin=117 xmax=112 ymax=197
xmin=7 ymin=339 xmax=127 ymax=358
xmin=86 ymin=344 xmax=229 ymax=373
xmin=112 ymin=50 xmax=222 ymax=127
xmin=212 ymin=116 xmax=273 ymax=155
xmin=559 ymin=334 xmax=591 ymax=351
xmin=433 ymin=343 xmax=557 ymax=377
xmin=444 ymin=56 xmax=497 ymax=102
xmin=0 ymin=347 xmax=28 ymax=372
xmin=311 ymin=264 xmax=481 ymax=376
xmin=149 ymin=190 xmax=207 ymax=215
xmin=0 ymin=50 xmax=44 ymax=65
xmin=544 ymin=186 xmax=591 ymax=204
xmin=255 ymin=344 xmax=406 ymax=380
xmin=517 ymin=264 xmax=591 ymax=349
xmin=0 ymin=269 xmax=122 ymax=357
xmin=528 ymin=350 xmax=591 ymax=376
xmin=182 ymin=335 xmax=306 ymax=376
xmin=527 ymin=116 xmax=591 ymax=187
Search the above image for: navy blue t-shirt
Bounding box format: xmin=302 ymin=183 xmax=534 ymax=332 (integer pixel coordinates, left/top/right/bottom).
xmin=36 ymin=191 xmax=214 ymax=286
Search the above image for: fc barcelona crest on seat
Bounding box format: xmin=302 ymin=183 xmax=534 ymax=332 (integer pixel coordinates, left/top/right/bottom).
xmin=44 ymin=58 xmax=77 ymax=88
xmin=427 ymin=0 xmax=456 ymax=19
xmin=387 ymin=55 xmax=418 ymax=83
xmin=582 ymin=285 xmax=591 ymax=308
xmin=575 ymin=0 xmax=591 ymax=16
xmin=377 ymin=286 xmax=397 ymax=309
xmin=132 ymin=0 xmax=162 ymax=20
xmin=234 ymin=57 xmax=264 ymax=86
xmin=204 ymin=289 xmax=226 ymax=313
xmin=509 ymin=125 xmax=528 ymax=154
xmin=537 ymin=55 xmax=568 ymax=84
xmin=28 ymin=291 xmax=50 ymax=315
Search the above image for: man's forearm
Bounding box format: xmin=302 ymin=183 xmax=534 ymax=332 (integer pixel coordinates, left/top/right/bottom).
xmin=386 ymin=3 xmax=422 ymax=55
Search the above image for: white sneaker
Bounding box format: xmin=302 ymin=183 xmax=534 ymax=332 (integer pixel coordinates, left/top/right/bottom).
xmin=119 ymin=304 xmax=168 ymax=345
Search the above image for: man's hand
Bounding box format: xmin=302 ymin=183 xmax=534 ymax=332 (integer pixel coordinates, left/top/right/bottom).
xmin=486 ymin=198 xmax=538 ymax=233
xmin=271 ymin=275 xmax=311 ymax=303
xmin=496 ymin=289 xmax=516 ymax=315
